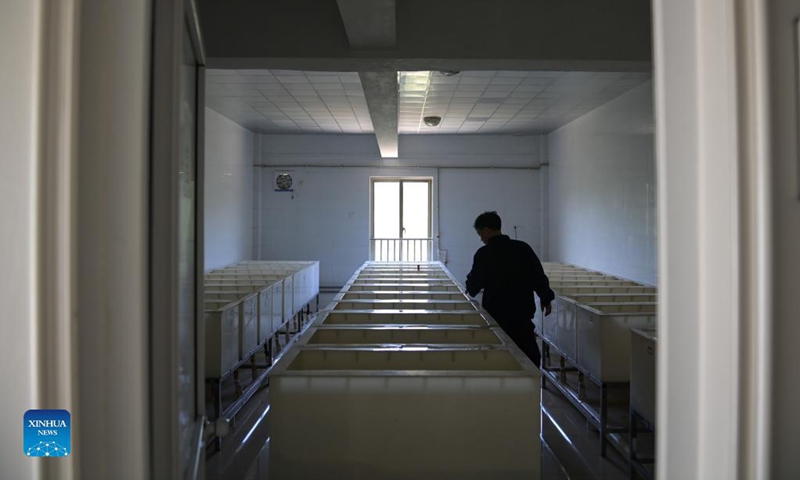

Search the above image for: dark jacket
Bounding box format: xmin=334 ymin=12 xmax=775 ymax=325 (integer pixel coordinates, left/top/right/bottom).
xmin=466 ymin=235 xmax=555 ymax=321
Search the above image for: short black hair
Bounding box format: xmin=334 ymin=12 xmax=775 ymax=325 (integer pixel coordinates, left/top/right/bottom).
xmin=474 ymin=211 xmax=501 ymax=230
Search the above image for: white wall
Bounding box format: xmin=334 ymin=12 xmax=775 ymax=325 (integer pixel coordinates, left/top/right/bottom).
xmin=204 ymin=107 xmax=255 ymax=270
xmin=256 ymin=134 xmax=546 ymax=286
xmin=548 ymin=81 xmax=657 ymax=285
xmin=259 ymin=133 xmax=545 ymax=168
xmin=438 ymin=169 xmax=543 ymax=284
xmin=258 ymin=166 xmax=436 ymax=286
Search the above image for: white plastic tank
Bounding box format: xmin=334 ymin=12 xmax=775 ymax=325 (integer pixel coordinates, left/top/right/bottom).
xmin=332 ymin=299 xmax=477 ymax=311
xmin=303 ymin=326 xmax=504 ymax=346
xmin=204 ymin=300 xmax=240 ymax=378
xmin=631 ymin=328 xmax=657 ymax=426
xmin=556 ymin=285 xmax=657 ymax=295
xmin=342 ymin=291 xmax=470 ymax=301
xmin=321 ymin=310 xmax=491 ymax=326
xmin=352 ymin=277 xmax=453 ymax=284
xmin=575 ymin=302 xmax=657 ymax=382
xmin=269 ymin=347 xmax=541 ymax=480
xmin=268 ymin=261 xmax=541 ymax=479
xmin=347 ymin=283 xmax=462 ymax=292
xmin=203 ymin=292 xmax=258 ymax=358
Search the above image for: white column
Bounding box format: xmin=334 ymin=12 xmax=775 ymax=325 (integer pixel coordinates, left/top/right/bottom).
xmin=0 ymin=1 xmax=46 ymax=477
xmin=76 ymin=0 xmax=151 ymax=478
xmin=653 ymin=0 xmax=773 ymax=478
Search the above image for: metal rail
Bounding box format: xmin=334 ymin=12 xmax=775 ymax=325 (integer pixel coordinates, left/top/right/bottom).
xmin=370 ymin=238 xmax=433 ymax=262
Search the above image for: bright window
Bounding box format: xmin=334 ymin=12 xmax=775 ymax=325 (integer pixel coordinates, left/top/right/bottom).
xmin=370 ymin=178 xmax=432 ymax=261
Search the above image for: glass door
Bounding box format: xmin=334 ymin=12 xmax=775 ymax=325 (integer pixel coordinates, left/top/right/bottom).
xmin=371 ymin=178 xmax=432 ymax=261
xmin=151 ymin=1 xmax=207 ymax=479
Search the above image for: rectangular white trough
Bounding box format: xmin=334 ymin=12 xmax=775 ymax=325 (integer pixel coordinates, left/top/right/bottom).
xmin=551 ymin=294 xmax=657 ymax=363
xmin=204 ymin=293 xmax=259 ymax=359
xmin=269 ymin=347 xmax=541 ymax=480
xmin=204 ymin=276 xmax=280 ymax=285
xmin=361 ymin=267 xmax=445 ymax=272
xmin=560 ymin=293 xmax=657 ymax=303
xmin=547 ymin=275 xmax=617 ymax=283
xmin=543 ymin=267 xmax=591 ymax=274
xmin=346 ymin=283 xmax=463 ymax=292
xmin=550 ymin=279 xmax=642 ymax=288
xmin=256 ymin=286 xmax=275 ymax=343
xmin=332 ymin=299 xmax=476 ymax=311
xmin=353 ymin=275 xmax=455 ymax=284
xmin=204 ymin=282 xmax=271 ymax=291
xmin=357 ymin=272 xmax=450 ymax=278
xmin=254 ymin=262 xmax=319 ymax=315
xmin=533 ymin=294 xmax=559 ymax=343
xmin=207 ymin=272 xmax=297 ymax=322
xmin=205 ymin=288 xmax=274 ymax=346
xmin=205 ymin=272 xmax=284 ymax=280
xmin=554 ymin=296 xmax=579 ymax=361
xmin=360 ymin=271 xmax=446 ymax=276
xmin=228 ymin=266 xmax=316 ymax=313
xmin=206 ymin=281 xmax=287 ymax=337
xmin=354 ymin=278 xmax=453 ymax=284
xmin=556 ymin=285 xmax=657 ymax=295
xmin=631 ymin=328 xmax=657 ymax=426
xmin=302 ymin=326 xmax=503 ymax=346
xmin=285 ymin=348 xmax=523 ymax=370
xmin=204 ymin=300 xmax=240 ymax=378
xmin=360 ymin=270 xmax=445 ymax=275
xmin=321 ymin=310 xmax=491 ymax=326
xmin=546 ymin=270 xmax=610 ymax=276
xmin=546 ymin=296 xmax=655 ymax=362
xmin=341 ymin=291 xmax=470 ymax=301
xmin=576 ymin=302 xmax=657 ymax=382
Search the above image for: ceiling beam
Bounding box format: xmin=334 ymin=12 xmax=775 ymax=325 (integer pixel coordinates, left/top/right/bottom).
xmin=336 ymin=0 xmax=398 ymax=158
xmin=336 ymin=0 xmax=396 ymax=48
xmin=196 ymin=0 xmax=652 ymax=65
xmin=206 ymin=57 xmax=651 ymax=72
xmin=359 ymin=71 xmax=398 ymax=158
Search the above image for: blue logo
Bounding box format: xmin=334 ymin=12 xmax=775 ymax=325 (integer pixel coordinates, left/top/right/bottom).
xmin=24 ymin=410 xmax=70 ymax=457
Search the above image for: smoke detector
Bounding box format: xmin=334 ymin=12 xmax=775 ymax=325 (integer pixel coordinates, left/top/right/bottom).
xmin=423 ymin=116 xmax=441 ymax=127
xmin=438 ymin=70 xmax=460 ymax=76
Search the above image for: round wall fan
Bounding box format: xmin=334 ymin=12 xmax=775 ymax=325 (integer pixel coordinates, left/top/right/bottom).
xmin=275 ymin=172 xmax=293 ymax=191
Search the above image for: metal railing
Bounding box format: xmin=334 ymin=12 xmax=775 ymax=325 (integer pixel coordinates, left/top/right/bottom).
xmin=370 ymin=238 xmax=433 ymax=262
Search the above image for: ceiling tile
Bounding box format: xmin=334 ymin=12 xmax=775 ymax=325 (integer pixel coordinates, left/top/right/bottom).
xmin=206 ymin=68 xmax=651 ymax=135
xmin=462 ymin=71 xmax=497 ymax=77
xmin=276 ymin=76 xmax=309 ymax=84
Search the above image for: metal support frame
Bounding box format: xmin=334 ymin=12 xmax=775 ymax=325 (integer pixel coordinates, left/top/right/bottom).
xmin=629 ymin=408 xmax=656 ymax=479
xmin=204 ymin=299 xmax=321 ymax=454
xmin=539 ymin=335 xmax=629 ymax=458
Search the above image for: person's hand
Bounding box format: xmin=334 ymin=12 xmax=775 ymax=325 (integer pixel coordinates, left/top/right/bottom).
xmin=543 ymin=303 xmax=552 ymax=316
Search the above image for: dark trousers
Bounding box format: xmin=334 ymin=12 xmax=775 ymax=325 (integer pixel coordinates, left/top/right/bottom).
xmin=493 ymin=315 xmax=541 ymax=368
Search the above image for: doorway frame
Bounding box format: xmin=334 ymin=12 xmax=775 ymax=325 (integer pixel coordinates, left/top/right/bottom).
xmin=150 ymin=0 xmax=207 ymax=478
xmin=369 ymin=176 xmax=433 ymax=261
xmin=369 ymin=176 xmax=433 ymax=240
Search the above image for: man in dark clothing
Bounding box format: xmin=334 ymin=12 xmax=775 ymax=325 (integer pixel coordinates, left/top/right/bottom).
xmin=466 ymin=211 xmax=554 ymax=368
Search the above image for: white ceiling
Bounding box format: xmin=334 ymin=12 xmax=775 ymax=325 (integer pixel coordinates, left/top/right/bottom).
xmin=399 ymin=70 xmax=650 ymax=134
xmin=206 ymin=69 xmax=650 ymax=135
xmin=206 ymin=70 xmax=373 ymax=134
